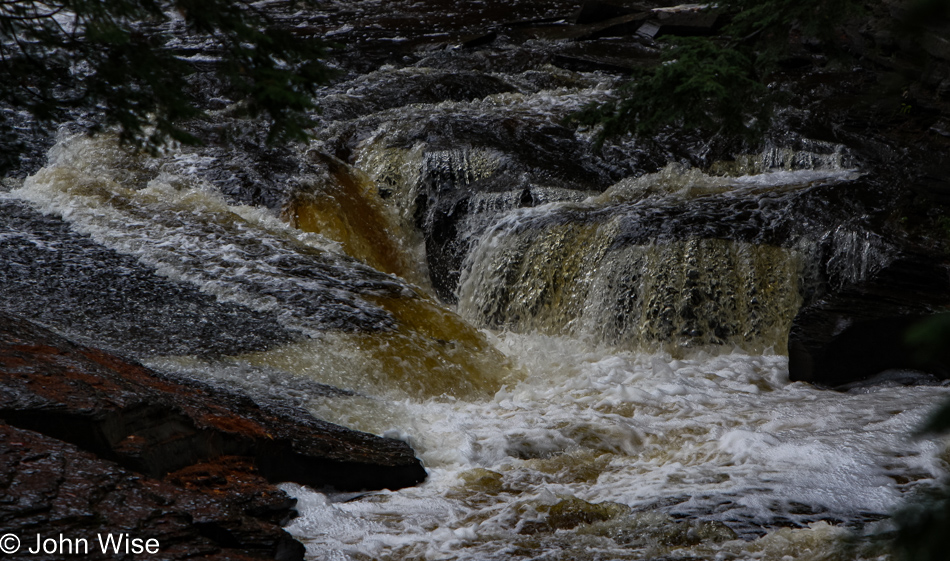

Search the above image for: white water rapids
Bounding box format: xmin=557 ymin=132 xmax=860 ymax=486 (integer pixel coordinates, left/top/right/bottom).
xmin=8 ymin=133 xmax=950 ymax=561
xmin=279 ymin=341 xmax=948 ymax=561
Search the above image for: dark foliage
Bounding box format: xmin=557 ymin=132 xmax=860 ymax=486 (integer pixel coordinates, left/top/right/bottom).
xmin=725 ymin=0 xmax=860 ymax=43
xmin=572 ymin=0 xmax=862 ymax=143
xmin=572 ymin=37 xmax=771 ymax=142
xmin=0 ymin=0 xmax=330 ymax=171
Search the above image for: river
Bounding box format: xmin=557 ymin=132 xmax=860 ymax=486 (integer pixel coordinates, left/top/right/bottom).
xmin=3 ymin=1 xmax=950 ymax=558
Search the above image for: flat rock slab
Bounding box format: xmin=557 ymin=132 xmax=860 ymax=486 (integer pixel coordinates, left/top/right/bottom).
xmin=0 ymin=311 xmax=427 ymax=491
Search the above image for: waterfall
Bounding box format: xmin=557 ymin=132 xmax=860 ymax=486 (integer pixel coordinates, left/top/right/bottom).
xmin=10 ymin=133 xmax=515 ymax=400
xmin=457 ymin=159 xmax=859 ymax=355
xmin=4 ymin=40 xmax=946 ymax=561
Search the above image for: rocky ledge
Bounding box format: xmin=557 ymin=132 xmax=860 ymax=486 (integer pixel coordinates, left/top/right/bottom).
xmin=0 ymin=311 xmax=427 ymax=560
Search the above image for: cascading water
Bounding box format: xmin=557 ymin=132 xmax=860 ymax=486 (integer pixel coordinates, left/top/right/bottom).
xmin=8 ymin=133 xmax=514 ymax=400
xmin=455 ymin=162 xmax=869 ymax=355
xmin=268 ymin=155 xmax=948 ymax=561
xmin=458 ymin=217 xmax=805 ymax=354
xmin=8 ymin=130 xmax=949 ymax=561
xmin=5 ymin=25 xmax=950 ymax=561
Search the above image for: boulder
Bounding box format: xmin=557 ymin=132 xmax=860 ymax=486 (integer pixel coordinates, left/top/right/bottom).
xmin=788 ymin=315 xmax=950 ymax=389
xmin=787 ymin=253 xmax=950 ymax=388
xmin=0 ymin=423 xmax=304 ymax=561
xmin=0 ymin=311 xmax=427 ymax=491
xmin=0 ymin=310 xmax=430 ymax=558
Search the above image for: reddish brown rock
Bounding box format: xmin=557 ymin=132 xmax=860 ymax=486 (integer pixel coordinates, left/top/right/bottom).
xmin=0 ymin=311 xmax=430 ymax=558
xmin=0 ymin=422 xmax=304 ymax=561
xmin=165 ymin=457 xmax=299 ymax=527
xmin=0 ymin=312 xmax=427 ymax=492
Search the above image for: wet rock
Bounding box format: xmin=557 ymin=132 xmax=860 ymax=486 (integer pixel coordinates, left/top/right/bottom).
xmin=546 ymin=497 xmax=631 ymax=529
xmin=417 ymin=166 xmax=608 ymax=302
xmin=171 ymin=123 xmax=327 ymax=211
xmin=305 ymin=0 xmax=588 ymax=73
xmin=0 ymin=109 xmax=58 ymax=178
xmin=788 ymin=253 xmax=950 ymax=388
xmin=16 ymin=130 xmax=422 ymax=338
xmin=0 ymin=311 xmax=427 ymax=491
xmin=339 ymin=111 xmax=628 ymax=301
xmin=574 ymin=1 xmax=645 ymax=25
xmin=0 ymin=199 xmax=296 ymax=358
xmin=165 ymin=456 xmax=301 ymax=527
xmin=0 ymin=422 xmax=304 ymax=561
xmin=552 ymin=37 xmax=661 ymax=73
xmin=910 ymin=162 xmax=950 ymax=205
xmin=515 ymin=3 xmax=719 ymax=42
xmin=763 ymin=15 xmax=950 ymax=389
xmin=516 ymin=12 xmax=649 ymax=41
xmin=423 ymin=186 xmax=475 ymax=301
xmin=319 ymin=68 xmax=517 ymax=121
xmin=788 ymin=314 xmax=950 ymax=390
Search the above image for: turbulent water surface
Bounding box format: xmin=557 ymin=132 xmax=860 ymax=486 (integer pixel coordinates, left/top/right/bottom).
xmin=6 ymin=130 xmax=948 ymax=561
xmin=4 ymin=10 xmax=950 ymax=558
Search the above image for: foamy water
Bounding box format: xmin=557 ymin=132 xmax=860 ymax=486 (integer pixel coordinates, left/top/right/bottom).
xmin=277 ymin=334 xmax=950 ymax=560
xmin=10 ymin=133 xmax=950 ymax=561
xmin=8 ymin=134 xmax=410 ymax=335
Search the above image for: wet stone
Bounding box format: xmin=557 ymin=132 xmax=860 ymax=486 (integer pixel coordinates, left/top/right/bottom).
xmin=0 ymin=422 xmax=306 ymax=561
xmin=318 ymin=69 xmax=517 ymax=121
xmin=0 ymin=311 xmax=428 ymax=492
xmin=0 ymin=198 xmax=296 ymax=358
xmin=546 ymin=497 xmax=631 ymax=530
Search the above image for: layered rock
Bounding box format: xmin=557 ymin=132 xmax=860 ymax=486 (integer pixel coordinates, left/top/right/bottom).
xmin=0 ymin=311 xmax=427 ymax=559
xmin=0 ymin=198 xmax=296 ymax=358
xmin=788 ymin=254 xmax=950 ymax=388
xmin=0 ymin=312 xmax=426 ymax=490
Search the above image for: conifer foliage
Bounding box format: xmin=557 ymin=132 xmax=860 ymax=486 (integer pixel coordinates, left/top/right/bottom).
xmin=0 ymin=0 xmax=329 ymax=168
xmin=576 ymin=36 xmax=770 ymax=141
xmin=573 ymin=0 xmax=861 ymax=143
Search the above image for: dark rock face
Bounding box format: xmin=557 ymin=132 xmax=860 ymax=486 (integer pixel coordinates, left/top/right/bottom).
xmin=0 ymin=311 xmax=427 ymax=559
xmin=0 ymin=425 xmax=305 ymax=561
xmin=0 ymin=199 xmax=296 ymax=358
xmin=788 ymin=315 xmax=950 ymax=390
xmin=772 ymin=7 xmax=950 ymax=387
xmin=788 ymin=255 xmax=950 ymax=388
xmin=0 ymin=312 xmax=427 ymax=491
